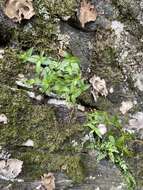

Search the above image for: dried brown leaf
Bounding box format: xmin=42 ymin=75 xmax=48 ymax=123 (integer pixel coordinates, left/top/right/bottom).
xmin=79 ymin=0 xmax=97 ymax=27
xmin=4 ymin=0 xmax=35 ymax=23
xmin=41 ymin=173 xmax=55 ymax=190
xmin=90 ymin=75 xmax=108 ymax=102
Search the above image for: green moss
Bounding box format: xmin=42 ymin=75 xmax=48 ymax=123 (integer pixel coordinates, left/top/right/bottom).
xmin=0 ymin=0 xmax=78 ymax=54
xmin=95 ymin=96 xmax=113 ymax=111
xmin=0 ymin=85 xmax=83 ymax=151
xmin=91 ymin=30 xmax=123 ymax=85
xmin=15 ymin=19 xmax=59 ymax=54
xmin=13 ymin=150 xmax=84 ymax=182
xmin=78 ymin=89 xmax=98 ymax=108
xmin=112 ymin=0 xmax=137 ymax=20
xmin=0 ymin=49 xmax=25 ymax=86
xmin=12 ymin=0 xmax=78 ymax=54
xmin=101 ymin=47 xmax=117 ymax=65
xmin=35 ymin=0 xmax=77 ymax=18
xmin=66 ymin=156 xmax=85 ymax=182
xmin=0 ymin=84 xmax=85 ymax=182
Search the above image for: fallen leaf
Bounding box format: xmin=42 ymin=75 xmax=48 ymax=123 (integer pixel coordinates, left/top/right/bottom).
xmin=0 ymin=114 xmax=8 ymax=124
xmin=41 ymin=173 xmax=55 ymax=190
xmin=0 ymin=159 xmax=23 ymax=180
xmin=90 ymin=75 xmax=108 ymax=102
xmin=119 ymin=101 xmax=133 ymax=114
xmin=4 ymin=0 xmax=35 ymax=23
xmin=78 ymin=0 xmax=97 ymax=28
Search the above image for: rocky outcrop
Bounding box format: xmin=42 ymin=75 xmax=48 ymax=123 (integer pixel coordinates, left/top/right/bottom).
xmin=0 ymin=0 xmax=143 ymax=189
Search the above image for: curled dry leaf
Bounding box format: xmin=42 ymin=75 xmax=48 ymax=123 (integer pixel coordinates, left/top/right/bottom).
xmin=4 ymin=0 xmax=35 ymax=23
xmin=41 ymin=173 xmax=55 ymax=190
xmin=119 ymin=101 xmax=133 ymax=115
xmin=79 ymin=0 xmax=97 ymax=27
xmin=0 ymin=114 xmax=8 ymax=124
xmin=90 ymin=75 xmax=108 ymax=102
xmin=0 ymin=159 xmax=23 ymax=180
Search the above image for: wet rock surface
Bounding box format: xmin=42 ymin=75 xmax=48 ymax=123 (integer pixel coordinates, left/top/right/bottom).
xmin=0 ymin=0 xmax=143 ymax=189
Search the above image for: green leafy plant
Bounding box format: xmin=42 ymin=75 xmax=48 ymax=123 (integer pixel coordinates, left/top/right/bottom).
xmin=84 ymin=111 xmax=136 ymax=190
xmin=19 ymin=49 xmax=89 ymax=103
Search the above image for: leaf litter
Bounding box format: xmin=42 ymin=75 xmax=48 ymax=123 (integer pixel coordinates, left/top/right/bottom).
xmin=4 ymin=0 xmax=35 ymax=23
xmin=78 ymin=0 xmax=97 ymax=28
xmin=89 ymin=75 xmax=108 ymax=102
xmin=40 ymin=173 xmax=55 ymax=190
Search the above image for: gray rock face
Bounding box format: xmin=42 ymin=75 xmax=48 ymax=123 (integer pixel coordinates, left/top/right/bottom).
xmin=0 ymin=7 xmax=16 ymax=46
xmin=0 ymin=0 xmax=143 ymax=189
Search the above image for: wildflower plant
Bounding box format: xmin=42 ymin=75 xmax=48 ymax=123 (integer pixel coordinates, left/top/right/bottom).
xmin=19 ymin=49 xmax=89 ymax=103
xmin=84 ymin=111 xmax=136 ymax=190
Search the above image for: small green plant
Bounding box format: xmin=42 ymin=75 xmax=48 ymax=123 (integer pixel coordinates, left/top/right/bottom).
xmin=19 ymin=49 xmax=89 ymax=103
xmin=84 ymin=111 xmax=136 ymax=190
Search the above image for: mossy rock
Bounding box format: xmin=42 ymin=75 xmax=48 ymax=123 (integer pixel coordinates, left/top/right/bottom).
xmin=0 ymin=85 xmax=83 ymax=150
xmin=112 ymin=0 xmax=139 ymax=19
xmin=0 ymin=0 xmax=78 ymax=52
xmin=91 ymin=29 xmax=122 ymax=85
xmin=0 ymin=45 xmax=85 ymax=183
xmin=13 ymin=150 xmax=85 ymax=182
xmin=0 ymin=49 xmax=25 ymax=86
xmin=15 ymin=17 xmax=59 ymax=53
xmin=0 ymin=84 xmax=85 ymax=182
xmin=9 ymin=0 xmax=78 ymax=53
xmin=35 ymin=0 xmax=78 ymax=18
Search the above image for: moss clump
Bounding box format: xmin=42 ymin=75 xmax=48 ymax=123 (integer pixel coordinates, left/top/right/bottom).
xmin=95 ymin=96 xmax=113 ymax=111
xmin=16 ymin=18 xmax=59 ymax=54
xmin=0 ymin=49 xmax=25 ymax=86
xmin=91 ymin=29 xmax=123 ymax=85
xmin=100 ymin=47 xmax=117 ymax=66
xmin=65 ymin=156 xmax=85 ymax=182
xmin=112 ymin=0 xmax=138 ymax=20
xmin=13 ymin=149 xmax=85 ymax=182
xmin=0 ymin=85 xmax=85 ymax=182
xmin=35 ymin=0 xmax=78 ymax=18
xmin=12 ymin=0 xmax=78 ymax=54
xmin=0 ymin=85 xmax=83 ymax=151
